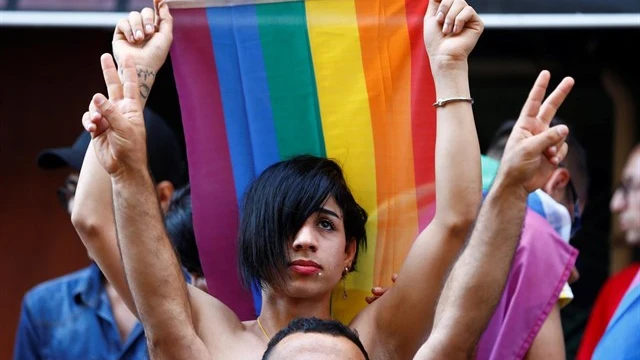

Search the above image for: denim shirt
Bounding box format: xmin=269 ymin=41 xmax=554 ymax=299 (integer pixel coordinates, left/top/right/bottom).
xmin=14 ymin=263 xmax=148 ymax=360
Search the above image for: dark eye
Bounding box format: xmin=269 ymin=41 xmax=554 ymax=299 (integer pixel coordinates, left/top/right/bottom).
xmin=318 ymin=219 xmax=335 ymax=231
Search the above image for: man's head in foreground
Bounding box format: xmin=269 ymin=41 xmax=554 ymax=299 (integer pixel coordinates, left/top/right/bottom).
xmin=262 ymin=317 xmax=369 ymax=360
xmin=610 ymin=144 xmax=640 ymax=245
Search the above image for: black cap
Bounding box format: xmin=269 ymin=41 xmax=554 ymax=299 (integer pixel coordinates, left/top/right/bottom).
xmin=37 ymin=131 xmax=91 ymax=171
xmin=37 ymin=108 xmax=185 ymax=187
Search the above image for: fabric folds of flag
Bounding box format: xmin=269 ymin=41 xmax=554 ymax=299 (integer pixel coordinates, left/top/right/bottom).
xmin=168 ymin=0 xmax=435 ymax=323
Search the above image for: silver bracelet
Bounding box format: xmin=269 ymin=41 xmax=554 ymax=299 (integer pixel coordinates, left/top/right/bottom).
xmin=433 ymin=97 xmax=474 ymax=107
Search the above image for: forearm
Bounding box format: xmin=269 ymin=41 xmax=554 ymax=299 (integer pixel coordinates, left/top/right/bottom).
xmin=427 ymin=181 xmax=528 ymax=358
xmin=72 ymin=142 xmax=137 ymax=313
xmin=112 ymin=171 xmax=193 ymax=341
xmin=432 ymin=62 xmax=481 ymax=232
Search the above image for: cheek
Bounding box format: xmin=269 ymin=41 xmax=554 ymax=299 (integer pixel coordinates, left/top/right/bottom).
xmin=321 ymin=242 xmax=348 ymax=275
xmin=628 ymin=194 xmax=640 ymax=218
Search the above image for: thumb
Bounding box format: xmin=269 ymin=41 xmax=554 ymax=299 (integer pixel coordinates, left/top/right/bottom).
xmin=91 ymin=94 xmax=127 ymax=131
xmin=528 ymin=125 xmax=569 ymax=154
xmin=156 ymin=1 xmax=173 ymax=34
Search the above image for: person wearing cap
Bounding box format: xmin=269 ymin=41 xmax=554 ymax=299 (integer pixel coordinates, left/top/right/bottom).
xmin=13 ymin=108 xmax=187 ymax=360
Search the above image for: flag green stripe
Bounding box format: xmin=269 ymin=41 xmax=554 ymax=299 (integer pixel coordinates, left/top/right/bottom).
xmin=256 ymin=1 xmax=326 ymax=158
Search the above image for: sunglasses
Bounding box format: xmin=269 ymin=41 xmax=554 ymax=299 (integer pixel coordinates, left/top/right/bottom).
xmin=57 ymin=176 xmax=78 ymax=211
xmin=614 ymin=179 xmax=640 ymax=201
xmin=567 ymin=178 xmax=581 ymax=237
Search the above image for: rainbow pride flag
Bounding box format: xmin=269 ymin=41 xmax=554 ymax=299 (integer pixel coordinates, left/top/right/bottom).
xmin=168 ymin=0 xmax=435 ymax=323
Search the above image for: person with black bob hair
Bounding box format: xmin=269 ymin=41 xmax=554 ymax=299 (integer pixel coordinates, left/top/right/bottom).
xmin=262 ymin=317 xmax=369 ymax=360
xmin=238 ymin=155 xmax=367 ymax=291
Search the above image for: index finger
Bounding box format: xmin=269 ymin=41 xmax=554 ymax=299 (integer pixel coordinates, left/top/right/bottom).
xmin=100 ymin=53 xmax=123 ymax=101
xmin=519 ymin=70 xmax=550 ymax=120
xmin=155 ymin=0 xmax=173 ymax=32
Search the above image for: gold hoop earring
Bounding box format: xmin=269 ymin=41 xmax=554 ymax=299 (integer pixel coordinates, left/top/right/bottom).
xmin=342 ymin=266 xmax=349 ymax=299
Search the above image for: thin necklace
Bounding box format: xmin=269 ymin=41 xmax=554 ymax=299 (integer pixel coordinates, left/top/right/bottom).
xmin=256 ymin=317 xmax=270 ymax=342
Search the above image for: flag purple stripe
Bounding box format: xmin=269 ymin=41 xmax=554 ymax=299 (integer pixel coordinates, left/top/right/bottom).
xmin=171 ymin=7 xmax=255 ymax=321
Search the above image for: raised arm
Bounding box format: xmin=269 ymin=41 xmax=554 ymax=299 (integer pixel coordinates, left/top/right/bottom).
xmin=72 ymin=2 xmax=172 ymax=316
xmin=80 ymin=54 xmax=212 ymax=359
xmin=111 ymin=3 xmax=173 ymax=108
xmin=72 ymin=135 xmax=136 ymax=314
xmin=353 ymin=0 xmax=483 ymax=357
xmin=417 ymin=71 xmax=575 ymax=359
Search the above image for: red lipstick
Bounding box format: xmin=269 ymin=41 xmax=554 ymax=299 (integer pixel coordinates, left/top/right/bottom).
xmin=289 ymin=259 xmax=322 ymax=275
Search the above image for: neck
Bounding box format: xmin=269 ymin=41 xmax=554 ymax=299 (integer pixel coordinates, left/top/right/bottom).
xmin=258 ymin=289 xmax=333 ymax=336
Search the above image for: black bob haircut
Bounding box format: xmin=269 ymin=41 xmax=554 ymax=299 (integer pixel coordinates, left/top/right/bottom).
xmin=262 ymin=317 xmax=370 ymax=360
xmin=238 ymin=155 xmax=368 ymax=290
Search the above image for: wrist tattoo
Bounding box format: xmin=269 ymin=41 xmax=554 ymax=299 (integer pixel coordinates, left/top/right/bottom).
xmin=136 ymin=68 xmax=157 ymax=100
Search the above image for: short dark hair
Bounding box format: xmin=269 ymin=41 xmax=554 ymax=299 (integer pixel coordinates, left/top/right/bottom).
xmin=165 ymin=184 xmax=203 ymax=277
xmin=262 ymin=317 xmax=370 ymax=360
xmin=238 ymin=155 xmax=368 ymax=290
xmin=486 ymin=118 xmax=589 ymax=203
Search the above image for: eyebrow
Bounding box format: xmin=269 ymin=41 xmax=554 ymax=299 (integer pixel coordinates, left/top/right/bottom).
xmin=318 ymin=208 xmax=341 ymax=220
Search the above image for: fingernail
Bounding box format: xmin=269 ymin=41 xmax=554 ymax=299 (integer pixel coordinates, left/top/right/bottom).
xmin=136 ymin=30 xmax=143 ymax=39
xmin=436 ymin=11 xmax=444 ymax=22
xmin=443 ymin=22 xmax=450 ymax=34
xmin=145 ymin=24 xmax=153 ymax=32
xmin=453 ymin=25 xmax=459 ymax=34
xmin=372 ymin=287 xmax=382 ymax=292
xmin=557 ymin=126 xmax=568 ymax=136
xmin=550 ymin=146 xmax=557 ymax=154
xmin=94 ymin=96 xmax=105 ymax=105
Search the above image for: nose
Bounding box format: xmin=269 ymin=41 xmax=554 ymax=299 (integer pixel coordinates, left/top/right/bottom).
xmin=292 ymin=223 xmax=318 ymax=252
xmin=610 ymin=189 xmax=626 ymax=213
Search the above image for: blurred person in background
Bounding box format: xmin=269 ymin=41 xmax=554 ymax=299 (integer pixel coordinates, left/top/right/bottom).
xmin=578 ymin=144 xmax=640 ymax=360
xmin=14 ymin=108 xmax=189 ymax=360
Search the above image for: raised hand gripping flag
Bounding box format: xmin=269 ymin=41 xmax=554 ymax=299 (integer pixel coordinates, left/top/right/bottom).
xmin=168 ymin=0 xmax=435 ymax=323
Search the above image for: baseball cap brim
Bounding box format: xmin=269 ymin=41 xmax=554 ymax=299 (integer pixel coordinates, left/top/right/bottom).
xmin=37 ymin=147 xmax=84 ymax=171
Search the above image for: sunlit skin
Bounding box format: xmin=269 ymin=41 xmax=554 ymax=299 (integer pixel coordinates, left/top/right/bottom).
xmin=266 ymin=332 xmax=366 ymax=360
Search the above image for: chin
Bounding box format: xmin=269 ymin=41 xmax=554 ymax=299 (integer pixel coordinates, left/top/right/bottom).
xmin=285 ymin=278 xmax=334 ymax=299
